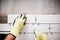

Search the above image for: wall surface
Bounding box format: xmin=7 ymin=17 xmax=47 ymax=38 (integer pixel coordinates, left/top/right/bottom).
xmin=0 ymin=14 xmax=60 ymax=40
xmin=0 ymin=0 xmax=60 ymax=40
xmin=0 ymin=0 xmax=60 ymax=14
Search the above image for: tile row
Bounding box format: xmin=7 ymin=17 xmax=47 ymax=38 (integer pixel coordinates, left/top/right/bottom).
xmin=16 ymin=34 xmax=60 ymax=40
xmin=0 ymin=24 xmax=60 ymax=33
xmin=8 ymin=14 xmax=60 ymax=23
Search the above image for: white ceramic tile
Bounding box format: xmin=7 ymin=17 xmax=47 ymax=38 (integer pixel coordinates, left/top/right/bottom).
xmin=26 ymin=14 xmax=35 ymax=23
xmin=47 ymin=34 xmax=51 ymax=40
xmin=16 ymin=34 xmax=26 ymax=40
xmin=8 ymin=14 xmax=20 ymax=23
xmin=33 ymin=24 xmax=49 ymax=32
xmin=8 ymin=14 xmax=35 ymax=23
xmin=36 ymin=15 xmax=60 ymax=23
xmin=16 ymin=34 xmax=34 ymax=40
xmin=50 ymin=24 xmax=60 ymax=32
xmin=22 ymin=24 xmax=34 ymax=32
xmin=22 ymin=24 xmax=49 ymax=32
xmin=48 ymin=34 xmax=60 ymax=40
xmin=0 ymin=24 xmax=12 ymax=31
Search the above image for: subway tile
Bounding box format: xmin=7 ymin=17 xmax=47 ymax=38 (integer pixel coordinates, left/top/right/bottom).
xmin=22 ymin=24 xmax=49 ymax=32
xmin=50 ymin=24 xmax=60 ymax=32
xmin=33 ymin=24 xmax=49 ymax=32
xmin=8 ymin=14 xmax=19 ymax=23
xmin=16 ymin=34 xmax=34 ymax=40
xmin=36 ymin=15 xmax=60 ymax=23
xmin=48 ymin=34 xmax=60 ymax=40
xmin=22 ymin=24 xmax=34 ymax=32
xmin=25 ymin=14 xmax=35 ymax=23
xmin=8 ymin=14 xmax=35 ymax=23
xmin=0 ymin=24 xmax=12 ymax=31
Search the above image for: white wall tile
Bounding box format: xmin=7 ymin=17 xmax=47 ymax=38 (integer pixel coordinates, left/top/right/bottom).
xmin=22 ymin=24 xmax=34 ymax=32
xmin=8 ymin=14 xmax=20 ymax=23
xmin=8 ymin=14 xmax=35 ymax=23
xmin=0 ymin=24 xmax=12 ymax=31
xmin=48 ymin=34 xmax=60 ymax=40
xmin=16 ymin=34 xmax=34 ymax=40
xmin=34 ymin=24 xmax=49 ymax=32
xmin=50 ymin=24 xmax=60 ymax=32
xmin=26 ymin=14 xmax=35 ymax=23
xmin=36 ymin=15 xmax=60 ymax=23
xmin=22 ymin=24 xmax=49 ymax=32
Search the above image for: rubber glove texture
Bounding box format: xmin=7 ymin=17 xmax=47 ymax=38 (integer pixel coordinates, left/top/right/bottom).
xmin=10 ymin=14 xmax=26 ymax=37
xmin=34 ymin=31 xmax=47 ymax=40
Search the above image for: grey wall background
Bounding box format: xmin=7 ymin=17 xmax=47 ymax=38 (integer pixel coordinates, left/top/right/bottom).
xmin=0 ymin=0 xmax=60 ymax=14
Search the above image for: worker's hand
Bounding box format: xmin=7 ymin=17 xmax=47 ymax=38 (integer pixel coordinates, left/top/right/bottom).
xmin=10 ymin=14 xmax=27 ymax=37
xmin=34 ymin=31 xmax=47 ymax=40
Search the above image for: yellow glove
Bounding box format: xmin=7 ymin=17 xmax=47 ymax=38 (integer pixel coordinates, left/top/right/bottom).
xmin=10 ymin=14 xmax=26 ymax=37
xmin=34 ymin=31 xmax=47 ymax=40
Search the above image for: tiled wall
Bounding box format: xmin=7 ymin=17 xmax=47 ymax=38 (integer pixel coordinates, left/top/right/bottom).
xmin=0 ymin=14 xmax=60 ymax=40
xmin=0 ymin=0 xmax=60 ymax=40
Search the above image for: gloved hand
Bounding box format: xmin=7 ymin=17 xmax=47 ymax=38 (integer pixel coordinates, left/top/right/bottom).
xmin=34 ymin=31 xmax=47 ymax=40
xmin=10 ymin=14 xmax=27 ymax=37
